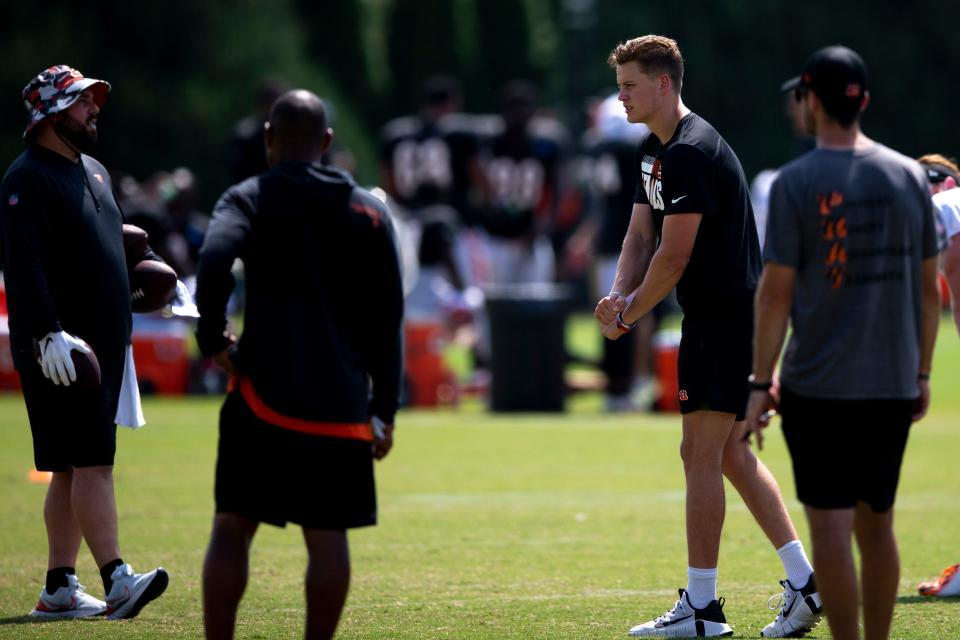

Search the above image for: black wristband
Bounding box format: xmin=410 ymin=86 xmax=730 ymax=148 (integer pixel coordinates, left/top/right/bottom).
xmin=918 ymin=372 xmax=931 ymax=381
xmin=615 ymin=311 xmax=637 ymax=333
xmin=748 ymin=374 xmax=772 ymax=392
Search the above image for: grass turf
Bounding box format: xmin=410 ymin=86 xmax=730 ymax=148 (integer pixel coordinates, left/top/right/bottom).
xmin=0 ymin=316 xmax=958 ymax=638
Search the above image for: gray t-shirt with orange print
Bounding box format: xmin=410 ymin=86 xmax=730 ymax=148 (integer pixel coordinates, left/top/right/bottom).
xmin=765 ymin=143 xmax=939 ymax=400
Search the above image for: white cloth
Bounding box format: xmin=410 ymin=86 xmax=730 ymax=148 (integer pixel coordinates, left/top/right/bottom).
xmin=933 ymin=187 xmax=960 ymax=240
xmin=115 ymin=344 xmax=144 ymax=429
xmin=750 ymin=168 xmax=780 ymax=252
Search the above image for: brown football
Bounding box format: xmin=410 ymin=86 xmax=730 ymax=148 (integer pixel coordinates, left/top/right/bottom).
xmin=130 ymin=259 xmax=177 ymax=313
xmin=32 ymin=336 xmax=101 ymax=392
xmin=122 ymin=224 xmax=150 ymax=262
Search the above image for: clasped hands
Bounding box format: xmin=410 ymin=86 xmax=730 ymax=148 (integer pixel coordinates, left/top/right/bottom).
xmin=594 ymin=292 xmax=630 ymax=340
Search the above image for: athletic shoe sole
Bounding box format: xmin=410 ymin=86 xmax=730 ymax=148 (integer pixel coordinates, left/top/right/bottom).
xmin=106 ymin=569 xmax=169 ymax=620
xmin=628 ymin=621 xmax=733 ymax=637
xmin=29 ymin=607 xmax=106 ymax=619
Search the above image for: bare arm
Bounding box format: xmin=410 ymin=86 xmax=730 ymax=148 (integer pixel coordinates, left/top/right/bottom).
xmin=618 ymin=212 xmax=701 ymax=326
xmin=751 ymin=264 xmax=796 ymax=382
xmin=594 ymin=202 xmax=655 ymax=326
xmin=744 ymin=263 xmax=796 ymax=449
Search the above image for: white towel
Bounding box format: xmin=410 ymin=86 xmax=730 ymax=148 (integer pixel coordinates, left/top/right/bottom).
xmin=115 ymin=344 xmax=145 ymax=429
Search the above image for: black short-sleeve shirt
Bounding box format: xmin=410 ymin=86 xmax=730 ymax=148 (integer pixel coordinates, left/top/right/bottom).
xmin=633 ymin=113 xmax=761 ymax=309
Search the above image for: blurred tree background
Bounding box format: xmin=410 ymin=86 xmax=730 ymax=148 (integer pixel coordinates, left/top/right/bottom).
xmin=1 ymin=0 xmax=956 ymax=210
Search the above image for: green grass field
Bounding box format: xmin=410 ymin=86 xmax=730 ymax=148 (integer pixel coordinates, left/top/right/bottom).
xmin=1 ymin=316 xmax=958 ymax=639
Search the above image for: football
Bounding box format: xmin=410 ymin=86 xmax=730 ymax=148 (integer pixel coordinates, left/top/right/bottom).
xmin=122 ymin=224 xmax=150 ymax=262
xmin=32 ymin=337 xmax=101 ymax=392
xmin=130 ymin=259 xmax=177 ymax=313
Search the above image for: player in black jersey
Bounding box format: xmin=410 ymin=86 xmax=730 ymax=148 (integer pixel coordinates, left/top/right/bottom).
xmin=379 ymin=76 xmax=482 ymax=226
xmin=0 ymin=65 xmax=167 ymax=623
xmin=477 ymin=81 xmax=567 ymax=285
xmin=593 ymin=36 xmax=820 ymax=638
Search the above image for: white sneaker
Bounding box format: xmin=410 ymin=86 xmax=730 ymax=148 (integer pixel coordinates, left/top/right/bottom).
xmin=30 ymin=574 xmax=107 ymax=619
xmin=761 ymin=575 xmax=823 ymax=638
xmin=918 ymin=564 xmax=960 ymax=597
xmin=105 ymin=563 xmax=169 ymax=620
xmin=628 ymin=589 xmax=734 ymax=637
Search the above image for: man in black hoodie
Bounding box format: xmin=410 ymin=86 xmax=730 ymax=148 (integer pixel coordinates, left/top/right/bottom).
xmin=196 ymin=89 xmax=403 ymax=640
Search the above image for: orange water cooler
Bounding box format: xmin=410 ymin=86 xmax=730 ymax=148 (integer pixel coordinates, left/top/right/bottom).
xmin=653 ymin=329 xmax=681 ymax=412
xmin=403 ymin=321 xmax=457 ymax=407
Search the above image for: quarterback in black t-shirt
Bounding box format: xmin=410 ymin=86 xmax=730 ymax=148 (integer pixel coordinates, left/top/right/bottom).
xmin=594 ymin=36 xmax=822 ymax=638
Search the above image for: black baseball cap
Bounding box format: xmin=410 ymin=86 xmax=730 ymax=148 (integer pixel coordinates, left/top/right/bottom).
xmin=783 ymin=45 xmax=867 ymax=122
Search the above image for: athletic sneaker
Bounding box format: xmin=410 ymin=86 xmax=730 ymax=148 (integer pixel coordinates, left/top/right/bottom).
xmin=918 ymin=564 xmax=960 ymax=597
xmin=761 ymin=575 xmax=823 ymax=638
xmin=105 ymin=563 xmax=169 ymax=620
xmin=628 ymin=588 xmax=733 ymax=637
xmin=30 ymin=573 xmax=107 ymax=619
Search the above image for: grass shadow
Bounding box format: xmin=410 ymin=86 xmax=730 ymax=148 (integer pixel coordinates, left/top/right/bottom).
xmin=0 ymin=614 xmax=109 ymax=625
xmin=0 ymin=615 xmax=44 ymax=625
xmin=897 ymin=595 xmax=960 ymax=605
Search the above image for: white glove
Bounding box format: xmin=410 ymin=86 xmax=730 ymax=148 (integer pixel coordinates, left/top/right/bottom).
xmin=38 ymin=331 xmax=91 ymax=386
xmin=163 ymin=279 xmax=200 ymax=319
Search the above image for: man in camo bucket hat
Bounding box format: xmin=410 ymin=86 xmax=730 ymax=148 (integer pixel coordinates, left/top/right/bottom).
xmin=22 ymin=65 xmax=110 ymax=140
xmin=1 ymin=65 xmax=170 ymax=621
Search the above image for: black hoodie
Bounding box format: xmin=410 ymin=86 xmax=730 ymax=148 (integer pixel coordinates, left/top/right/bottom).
xmin=196 ymin=162 xmax=403 ymax=426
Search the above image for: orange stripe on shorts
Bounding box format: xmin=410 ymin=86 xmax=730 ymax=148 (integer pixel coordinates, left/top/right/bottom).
xmin=235 ymin=376 xmax=374 ymax=442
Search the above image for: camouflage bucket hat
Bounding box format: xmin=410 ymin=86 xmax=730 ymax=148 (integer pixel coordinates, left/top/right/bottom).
xmin=22 ymin=65 xmax=110 ymax=139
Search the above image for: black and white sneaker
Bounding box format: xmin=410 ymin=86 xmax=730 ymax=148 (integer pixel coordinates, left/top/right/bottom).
xmin=761 ymin=574 xmax=823 ymax=638
xmin=628 ymin=588 xmax=734 ymax=637
xmin=104 ymin=563 xmax=169 ymax=620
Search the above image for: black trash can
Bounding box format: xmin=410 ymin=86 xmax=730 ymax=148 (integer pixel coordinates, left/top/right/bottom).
xmin=484 ymin=283 xmax=571 ymax=412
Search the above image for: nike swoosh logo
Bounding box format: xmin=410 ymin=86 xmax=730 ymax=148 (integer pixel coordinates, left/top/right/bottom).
xmin=671 ymin=195 xmax=688 ymax=204
xmin=781 ymin=597 xmax=796 ymax=618
xmin=660 ymin=614 xmax=693 ymax=626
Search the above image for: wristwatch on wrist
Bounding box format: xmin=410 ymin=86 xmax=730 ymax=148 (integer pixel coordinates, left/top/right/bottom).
xmin=748 ymin=374 xmax=772 ymax=392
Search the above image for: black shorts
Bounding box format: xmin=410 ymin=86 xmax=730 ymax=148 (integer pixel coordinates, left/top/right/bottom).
xmin=215 ymin=391 xmax=377 ymax=530
xmin=779 ymin=387 xmax=913 ymax=513
xmin=677 ymin=300 xmax=752 ymax=420
xmin=13 ymin=341 xmax=125 ymax=472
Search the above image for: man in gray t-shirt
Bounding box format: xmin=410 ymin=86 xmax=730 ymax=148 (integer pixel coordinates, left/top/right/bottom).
xmin=766 ymin=144 xmax=938 ymax=399
xmin=745 ymin=46 xmax=940 ymax=640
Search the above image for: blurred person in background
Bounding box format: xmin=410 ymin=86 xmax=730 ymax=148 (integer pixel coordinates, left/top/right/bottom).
xmin=379 ymin=75 xmax=483 ymax=230
xmin=914 ymin=153 xmax=960 ymax=599
xmin=750 ymin=79 xmax=815 ymax=252
xmin=570 ymin=93 xmax=664 ymax=411
xmin=476 ymin=80 xmax=566 ymax=286
xmin=228 ymin=78 xmax=291 ymax=184
xmin=917 ymin=153 xmax=960 ymax=335
xmin=162 ymin=167 xmax=209 ymax=276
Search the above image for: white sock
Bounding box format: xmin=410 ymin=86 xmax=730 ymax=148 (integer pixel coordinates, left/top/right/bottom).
xmin=777 ymin=540 xmax=814 ymax=588
xmin=686 ymin=566 xmax=718 ymax=609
